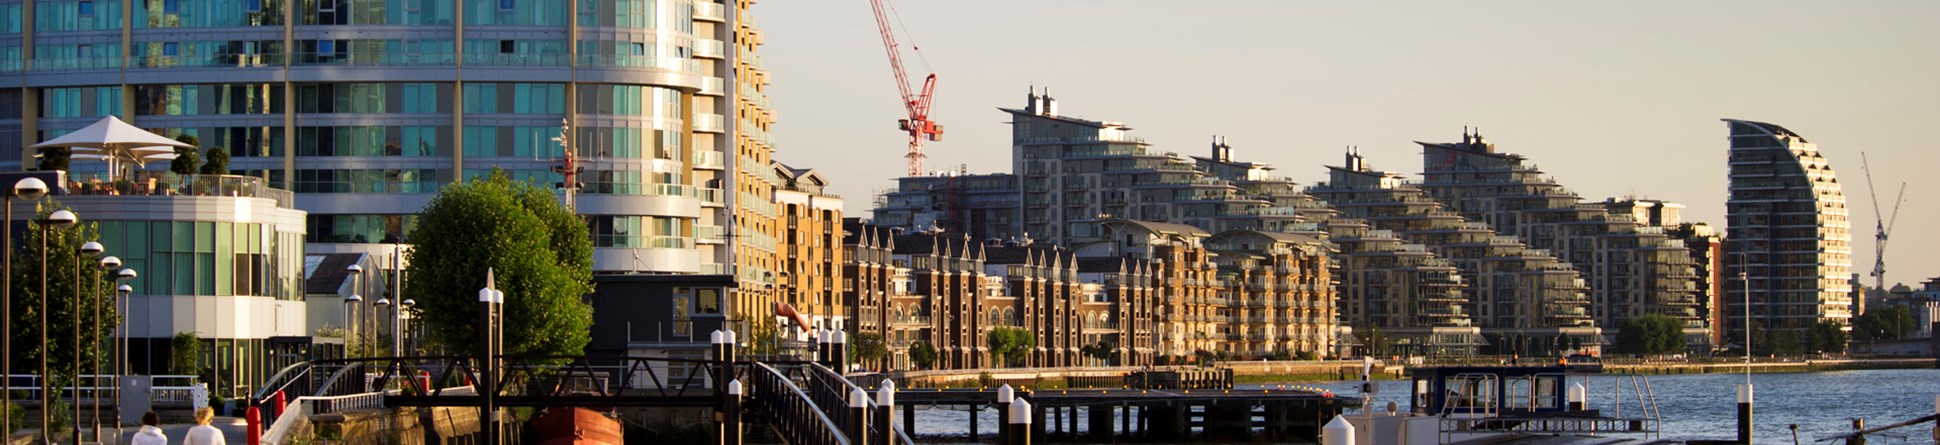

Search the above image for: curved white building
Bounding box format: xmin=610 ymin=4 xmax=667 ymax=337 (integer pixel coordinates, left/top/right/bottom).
xmin=1723 ymin=119 xmax=1852 ymax=340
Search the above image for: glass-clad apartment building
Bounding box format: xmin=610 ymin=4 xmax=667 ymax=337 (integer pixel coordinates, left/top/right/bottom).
xmin=1722 ymin=119 xmax=1853 ymax=339
xmin=2 ymin=0 xmax=749 ymax=276
xmin=33 ymin=173 xmax=309 ymax=399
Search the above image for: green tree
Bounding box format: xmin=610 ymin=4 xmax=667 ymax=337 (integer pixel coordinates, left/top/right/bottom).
xmin=985 ymin=327 xmax=1035 ymax=367
xmin=37 ymin=146 xmax=70 ymax=172
xmin=199 ymin=147 xmax=230 ymax=175
xmin=403 ymin=169 xmax=595 ymax=357
xmin=1615 ymin=314 xmax=1688 ymax=355
xmin=1807 ymin=321 xmax=1847 ymax=354
xmin=170 ymin=135 xmax=202 ymax=175
xmin=169 ymin=332 xmax=202 ymax=375
xmin=8 ymin=203 xmax=119 ymax=387
xmin=908 ymin=340 xmax=938 ymax=370
xmin=1080 ymin=338 xmax=1117 ymax=366
xmin=850 ymin=332 xmax=888 ymax=371
xmin=1852 ymin=305 xmax=1916 ymax=341
xmin=1361 ymin=326 xmax=1392 ymax=357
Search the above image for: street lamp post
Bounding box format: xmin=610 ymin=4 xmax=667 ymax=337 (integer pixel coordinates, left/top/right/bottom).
xmin=398 ymin=299 xmax=415 ymax=356
xmin=38 ymin=209 xmax=78 ymax=443
xmin=346 ymin=264 xmax=364 ymax=358
xmin=374 ymin=297 xmax=392 ymax=357
xmin=95 ymin=256 xmax=119 ymax=441
xmin=74 ymin=240 xmax=102 ymax=445
xmin=4 ymin=176 xmax=49 ymax=442
xmin=113 ymin=269 xmax=134 ymax=438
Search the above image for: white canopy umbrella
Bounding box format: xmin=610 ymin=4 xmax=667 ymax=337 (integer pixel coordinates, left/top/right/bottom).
xmin=29 ymin=116 xmax=195 ymax=180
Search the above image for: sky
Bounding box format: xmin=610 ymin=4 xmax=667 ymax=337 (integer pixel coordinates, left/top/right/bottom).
xmin=753 ymin=1 xmax=1940 ymax=288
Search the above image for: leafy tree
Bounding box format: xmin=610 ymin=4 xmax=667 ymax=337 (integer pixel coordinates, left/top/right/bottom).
xmin=403 ymin=169 xmax=595 ymax=357
xmin=199 ymin=147 xmax=230 ymax=175
xmin=908 ymin=340 xmax=938 ymax=370
xmin=1807 ymin=321 xmax=1847 ymax=354
xmin=850 ymin=332 xmax=888 ymax=371
xmin=7 ymin=203 xmax=119 ymax=387
xmin=170 ymin=135 xmax=201 ymax=175
xmin=1080 ymin=338 xmax=1117 ymax=366
xmin=1615 ymin=314 xmax=1687 ymax=355
xmin=1852 ymin=305 xmax=1916 ymax=341
xmin=1361 ymin=326 xmax=1392 ymax=357
xmin=985 ymin=327 xmax=1035 ymax=367
xmin=37 ymin=146 xmax=70 ymax=172
xmin=170 ymin=332 xmax=202 ymax=375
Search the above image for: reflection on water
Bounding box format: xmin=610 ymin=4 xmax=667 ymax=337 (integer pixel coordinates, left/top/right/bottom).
xmin=898 ymin=368 xmax=1939 ymax=443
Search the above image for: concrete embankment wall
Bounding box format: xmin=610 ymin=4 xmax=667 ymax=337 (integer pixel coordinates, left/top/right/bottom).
xmin=1605 ymin=358 xmax=1935 ymax=375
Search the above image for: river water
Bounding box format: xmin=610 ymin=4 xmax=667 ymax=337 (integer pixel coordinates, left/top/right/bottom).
xmin=903 ymin=368 xmax=1940 ymax=443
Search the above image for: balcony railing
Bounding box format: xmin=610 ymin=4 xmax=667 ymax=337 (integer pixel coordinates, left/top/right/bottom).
xmin=67 ymin=172 xmax=294 ymax=208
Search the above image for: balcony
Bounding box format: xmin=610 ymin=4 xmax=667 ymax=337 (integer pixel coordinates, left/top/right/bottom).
xmin=693 ymin=113 xmax=726 ymax=133
xmin=694 ymin=39 xmax=726 ymax=60
xmin=693 ymin=150 xmax=726 ymax=170
xmin=693 ymin=1 xmax=725 ymax=22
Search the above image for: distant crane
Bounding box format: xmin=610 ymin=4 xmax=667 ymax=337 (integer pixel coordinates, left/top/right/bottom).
xmin=1859 ymin=152 xmax=1906 ymax=304
xmin=868 ymin=0 xmax=943 ymax=176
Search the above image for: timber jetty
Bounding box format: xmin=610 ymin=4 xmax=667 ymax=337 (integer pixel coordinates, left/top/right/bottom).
xmin=880 ymin=369 xmax=1354 ymax=442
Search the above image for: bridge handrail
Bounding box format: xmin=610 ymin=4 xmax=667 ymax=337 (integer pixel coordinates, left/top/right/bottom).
xmin=749 ymin=362 xmax=848 ymax=445
xmin=807 ymin=363 xmax=916 ymax=445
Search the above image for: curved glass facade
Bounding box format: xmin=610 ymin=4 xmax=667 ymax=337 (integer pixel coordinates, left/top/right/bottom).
xmin=7 ymin=0 xmax=742 ymax=274
xmin=1722 ymin=119 xmax=1853 ymax=339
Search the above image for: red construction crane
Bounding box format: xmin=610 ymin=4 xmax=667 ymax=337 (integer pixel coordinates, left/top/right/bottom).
xmin=869 ymin=0 xmax=942 ymax=177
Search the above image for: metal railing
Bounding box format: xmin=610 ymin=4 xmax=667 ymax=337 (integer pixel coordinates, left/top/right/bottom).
xmin=747 ymin=362 xmax=848 ymax=445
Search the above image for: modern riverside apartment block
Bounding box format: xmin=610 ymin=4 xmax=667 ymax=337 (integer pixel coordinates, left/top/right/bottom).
xmin=1419 ymin=131 xmax=1708 ymax=347
xmin=1310 ymin=150 xmax=1594 ymax=352
xmin=1721 ymin=119 xmax=1853 ymax=338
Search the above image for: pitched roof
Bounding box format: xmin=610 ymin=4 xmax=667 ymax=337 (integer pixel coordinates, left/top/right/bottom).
xmin=303 ymin=253 xmax=367 ymax=295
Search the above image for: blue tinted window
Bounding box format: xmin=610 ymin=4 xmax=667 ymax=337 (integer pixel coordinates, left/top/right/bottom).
xmin=498 ymin=0 xmax=512 ymax=11
xmin=162 ymin=42 xmax=178 ymax=56
xmin=247 ymin=0 xmax=262 ymax=12
xmin=78 ymin=1 xmax=94 ymax=16
xmin=163 ymin=0 xmax=180 ymax=13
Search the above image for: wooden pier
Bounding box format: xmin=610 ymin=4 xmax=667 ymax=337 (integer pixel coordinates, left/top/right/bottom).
xmin=892 ymin=387 xmax=1353 ymax=443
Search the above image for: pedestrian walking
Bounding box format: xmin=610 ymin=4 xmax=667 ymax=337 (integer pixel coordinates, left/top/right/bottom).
xmin=184 ymin=407 xmax=227 ymax=445
xmin=130 ymin=411 xmax=167 ymax=445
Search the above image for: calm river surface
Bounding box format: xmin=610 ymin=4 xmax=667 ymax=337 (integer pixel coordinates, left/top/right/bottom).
xmin=903 ymin=368 xmax=1939 ymax=443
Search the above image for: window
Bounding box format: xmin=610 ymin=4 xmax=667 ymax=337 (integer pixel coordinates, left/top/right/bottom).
xmin=317 ymin=40 xmax=335 ymax=55
xmin=162 ymin=42 xmax=179 ymax=56
xmin=78 ymin=1 xmax=94 ymax=16
xmin=499 ymin=40 xmax=514 ymax=54
xmin=247 ymin=0 xmax=262 ymax=12
xmin=163 ymin=0 xmax=180 ymax=13
xmin=318 ymin=0 xmax=335 ymax=13
xmin=498 ymin=0 xmax=513 ymax=11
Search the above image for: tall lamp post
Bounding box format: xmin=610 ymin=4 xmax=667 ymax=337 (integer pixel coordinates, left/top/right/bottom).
xmin=113 ymin=269 xmax=134 ymax=438
xmin=374 ymin=297 xmax=393 ymax=357
xmin=38 ymin=209 xmax=78 ymax=443
xmin=4 ymin=176 xmax=50 ymax=442
xmin=94 ymin=255 xmax=119 ymax=442
xmin=397 ymin=299 xmax=415 ymax=356
xmin=346 ymin=264 xmax=364 ymax=358
xmin=73 ymin=240 xmax=102 ymax=445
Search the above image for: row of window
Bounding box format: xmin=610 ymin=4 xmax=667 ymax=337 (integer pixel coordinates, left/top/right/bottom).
xmin=306 ymin=213 xmax=417 ymax=243
xmin=93 ymin=220 xmax=303 ymax=300
xmin=139 ymin=83 xmax=282 ymax=116
xmin=297 ymin=126 xmax=446 ymax=157
xmin=22 ymin=0 xmax=701 ymax=32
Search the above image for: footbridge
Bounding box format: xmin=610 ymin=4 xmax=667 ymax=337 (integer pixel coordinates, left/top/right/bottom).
xmin=246 ymin=351 xmax=915 ymax=445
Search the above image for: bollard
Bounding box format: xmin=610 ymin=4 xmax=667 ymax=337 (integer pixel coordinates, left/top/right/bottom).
xmin=722 ymin=379 xmax=743 ymax=445
xmin=1737 ymin=383 xmax=1754 ymax=445
xmin=1321 ymin=414 xmax=1354 ymax=445
xmin=817 ymin=329 xmax=832 ymax=366
xmin=1845 ymin=418 xmax=1864 ymax=445
xmin=273 ymin=390 xmax=286 ymax=417
xmin=875 ymin=379 xmax=896 ymax=445
xmin=245 ymin=406 xmax=262 ymax=445
xmin=996 ymin=384 xmax=1015 ymax=445
xmin=1567 ymin=382 xmax=1587 ymax=411
xmin=1007 ymin=397 xmax=1033 ymax=445
xmin=849 ymin=387 xmax=871 ymax=445
xmin=834 ymin=330 xmax=850 ymax=372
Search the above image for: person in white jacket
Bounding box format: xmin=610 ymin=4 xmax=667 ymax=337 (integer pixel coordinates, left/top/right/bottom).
xmin=183 ymin=407 xmax=227 ymax=445
xmin=130 ymin=411 xmax=167 ymax=445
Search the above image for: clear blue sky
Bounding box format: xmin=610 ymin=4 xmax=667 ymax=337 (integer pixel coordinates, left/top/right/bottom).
xmin=756 ymin=0 xmax=1940 ymax=288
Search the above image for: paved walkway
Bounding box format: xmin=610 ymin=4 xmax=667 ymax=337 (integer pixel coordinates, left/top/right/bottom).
xmin=7 ymin=416 xmax=254 ymax=445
